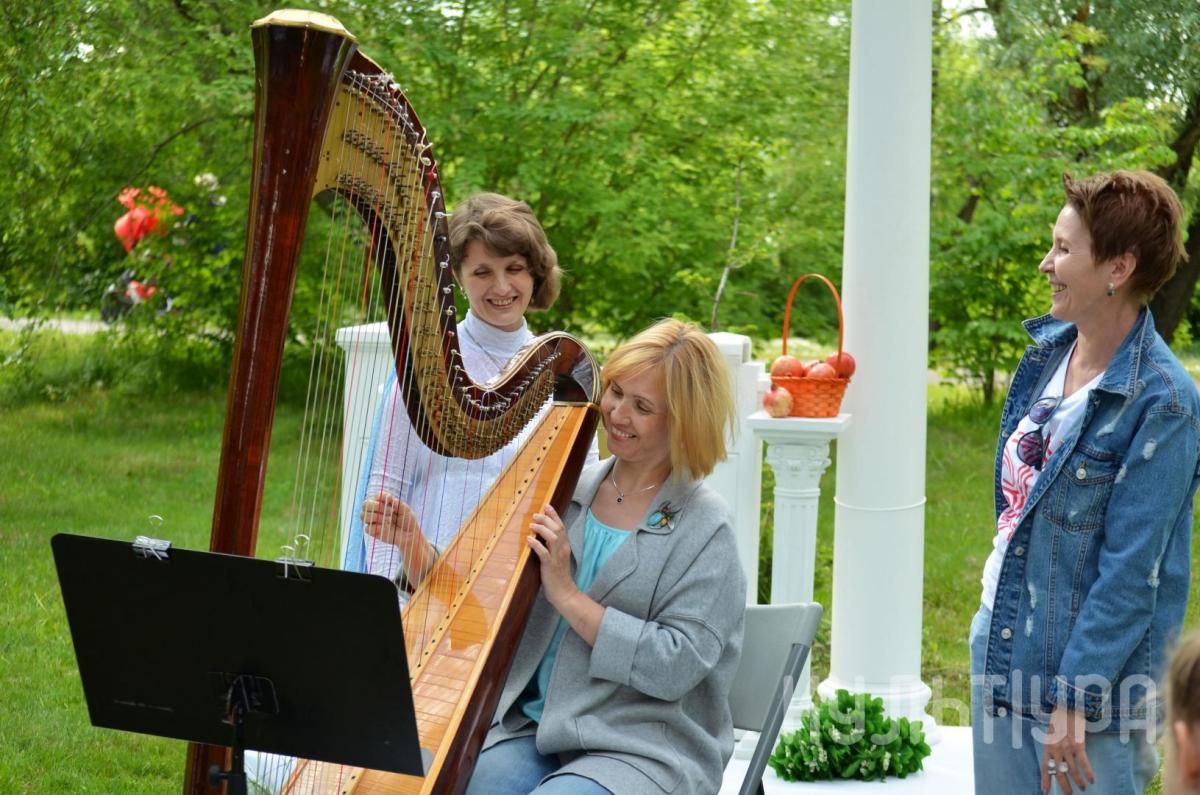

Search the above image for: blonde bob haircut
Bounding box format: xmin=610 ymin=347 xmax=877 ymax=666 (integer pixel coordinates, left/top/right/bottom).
xmin=602 ymin=318 xmax=735 ymax=480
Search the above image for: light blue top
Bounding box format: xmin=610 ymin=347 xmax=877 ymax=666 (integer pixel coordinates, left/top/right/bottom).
xmin=520 ymin=510 xmax=630 ymax=722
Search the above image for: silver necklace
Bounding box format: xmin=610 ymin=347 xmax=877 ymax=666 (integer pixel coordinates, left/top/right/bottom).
xmin=610 ymin=464 xmax=659 ymax=504
xmin=460 ymin=321 xmax=510 ymax=372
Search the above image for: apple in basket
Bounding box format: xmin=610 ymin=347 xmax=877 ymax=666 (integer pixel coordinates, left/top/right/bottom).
xmin=762 ymin=385 xmax=793 ymax=418
xmin=826 ymin=351 xmax=856 ymax=378
xmin=769 ymin=355 xmax=806 ymax=378
xmin=806 ymin=362 xmax=839 ymax=379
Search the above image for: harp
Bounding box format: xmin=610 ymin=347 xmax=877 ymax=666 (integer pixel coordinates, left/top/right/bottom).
xmin=182 ymin=10 xmax=600 ymax=794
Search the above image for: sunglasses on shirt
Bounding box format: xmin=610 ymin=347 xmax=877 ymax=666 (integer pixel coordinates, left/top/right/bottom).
xmin=1016 ymin=395 xmax=1061 ymax=471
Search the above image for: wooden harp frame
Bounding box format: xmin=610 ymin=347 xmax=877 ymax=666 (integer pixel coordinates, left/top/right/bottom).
xmin=183 ymin=10 xmax=600 ymax=794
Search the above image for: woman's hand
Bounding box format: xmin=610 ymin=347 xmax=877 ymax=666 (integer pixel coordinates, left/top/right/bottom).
xmin=528 ymin=504 xmax=604 ymax=646
xmin=528 ymin=504 xmax=576 ymax=609
xmin=362 ymin=492 xmax=437 ymax=585
xmin=1040 ymin=706 xmax=1095 ymax=794
xmin=361 ymin=492 xmax=421 ymax=547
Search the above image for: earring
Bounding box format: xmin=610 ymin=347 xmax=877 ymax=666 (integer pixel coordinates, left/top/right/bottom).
xmin=1106 ymin=282 xmax=1115 ymax=297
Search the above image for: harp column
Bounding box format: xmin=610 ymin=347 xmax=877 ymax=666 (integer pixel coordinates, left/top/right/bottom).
xmin=817 ymin=0 xmax=937 ymax=739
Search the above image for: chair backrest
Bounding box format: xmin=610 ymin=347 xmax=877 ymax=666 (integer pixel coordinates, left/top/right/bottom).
xmin=729 ymin=602 xmax=823 ymax=795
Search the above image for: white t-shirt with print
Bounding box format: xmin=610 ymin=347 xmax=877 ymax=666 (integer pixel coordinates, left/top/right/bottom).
xmin=981 ymin=342 xmax=1103 ymax=610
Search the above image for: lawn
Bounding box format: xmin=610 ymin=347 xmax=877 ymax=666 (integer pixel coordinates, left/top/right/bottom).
xmin=1 ymin=335 xmax=1198 ymax=792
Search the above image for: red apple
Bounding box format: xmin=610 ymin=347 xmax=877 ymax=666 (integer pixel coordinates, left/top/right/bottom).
xmin=762 ymin=385 xmax=794 ymax=417
xmin=804 ymin=360 xmax=824 ymax=374
xmin=807 ymin=362 xmax=838 ymax=379
xmin=825 ymin=351 xmax=856 ymax=378
xmin=769 ymin=354 xmax=806 ymax=378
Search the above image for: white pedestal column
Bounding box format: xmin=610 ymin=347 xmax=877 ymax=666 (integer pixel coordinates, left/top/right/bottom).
xmin=706 ymin=332 xmax=768 ymax=600
xmin=334 ymin=322 xmax=393 ymax=567
xmin=749 ymin=412 xmax=849 ymax=720
xmin=818 ymin=0 xmax=936 ymax=741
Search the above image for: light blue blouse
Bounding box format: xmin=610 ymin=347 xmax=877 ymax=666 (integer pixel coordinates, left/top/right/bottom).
xmin=520 ymin=510 xmax=631 ymax=723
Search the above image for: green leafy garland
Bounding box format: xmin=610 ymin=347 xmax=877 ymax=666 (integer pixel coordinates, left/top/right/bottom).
xmin=768 ymin=689 xmax=933 ymax=782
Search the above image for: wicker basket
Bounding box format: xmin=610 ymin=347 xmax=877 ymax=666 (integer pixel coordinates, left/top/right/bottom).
xmin=770 ymin=273 xmax=850 ymax=418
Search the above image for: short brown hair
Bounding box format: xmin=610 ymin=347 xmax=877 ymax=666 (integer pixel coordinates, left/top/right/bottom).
xmin=602 ymin=319 xmax=735 ymax=480
xmin=448 ymin=192 xmax=561 ymax=310
xmin=1062 ymin=170 xmax=1187 ymax=302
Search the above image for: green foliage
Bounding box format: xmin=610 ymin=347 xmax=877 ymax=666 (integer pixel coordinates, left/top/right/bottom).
xmin=0 ymin=2 xmax=260 ymax=317
xmin=928 ymin=0 xmax=1196 ymax=402
xmin=769 ymin=689 xmax=932 ymax=782
xmin=4 ymin=1 xmax=1200 ymax=403
xmin=1 ymin=1 xmax=852 ymax=352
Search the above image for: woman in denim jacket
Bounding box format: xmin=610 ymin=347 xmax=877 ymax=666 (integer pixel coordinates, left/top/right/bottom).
xmin=971 ymin=171 xmax=1200 ymax=795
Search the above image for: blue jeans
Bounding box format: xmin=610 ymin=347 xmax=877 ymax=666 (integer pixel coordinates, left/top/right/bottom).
xmin=969 ymin=605 xmax=1158 ymax=794
xmin=465 ymin=735 xmax=614 ymax=795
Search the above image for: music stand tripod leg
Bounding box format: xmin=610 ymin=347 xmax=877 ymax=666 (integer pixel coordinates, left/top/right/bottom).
xmin=209 ymin=674 xmax=276 ymax=795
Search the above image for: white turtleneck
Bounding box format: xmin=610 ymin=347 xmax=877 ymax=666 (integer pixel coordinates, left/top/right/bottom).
xmin=363 ymin=310 xmax=598 ymax=585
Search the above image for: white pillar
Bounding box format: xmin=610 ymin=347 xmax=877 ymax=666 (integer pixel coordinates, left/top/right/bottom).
xmin=706 ymin=332 xmax=767 ymax=601
xmin=817 ymin=0 xmax=936 ymax=739
xmin=749 ymin=412 xmax=849 ymax=723
xmin=334 ymin=321 xmax=393 ymax=567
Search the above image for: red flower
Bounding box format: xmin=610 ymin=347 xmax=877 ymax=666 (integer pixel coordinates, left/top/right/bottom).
xmin=113 ymin=185 xmax=183 ymax=252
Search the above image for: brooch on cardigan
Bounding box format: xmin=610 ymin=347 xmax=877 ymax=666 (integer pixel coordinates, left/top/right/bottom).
xmin=647 ymin=502 xmax=678 ymax=529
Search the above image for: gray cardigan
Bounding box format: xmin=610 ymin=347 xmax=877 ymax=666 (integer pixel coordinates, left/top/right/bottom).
xmin=482 ymin=458 xmax=747 ymax=794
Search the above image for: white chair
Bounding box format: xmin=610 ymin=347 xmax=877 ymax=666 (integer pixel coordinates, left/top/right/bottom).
xmin=729 ymin=602 xmax=824 ymax=795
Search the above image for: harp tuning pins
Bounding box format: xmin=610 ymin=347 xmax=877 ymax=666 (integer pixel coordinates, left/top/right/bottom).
xmin=435 ymin=211 xmax=447 ymax=219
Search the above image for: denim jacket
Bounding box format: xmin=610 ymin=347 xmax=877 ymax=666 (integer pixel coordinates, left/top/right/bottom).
xmin=983 ymin=308 xmax=1200 ymax=731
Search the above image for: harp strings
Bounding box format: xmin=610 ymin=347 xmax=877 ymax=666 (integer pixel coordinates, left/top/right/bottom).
xmin=272 ymin=65 xmax=566 ymax=793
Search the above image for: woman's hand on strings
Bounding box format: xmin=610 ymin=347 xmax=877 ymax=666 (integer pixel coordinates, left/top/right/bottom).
xmin=362 ymin=492 xmax=437 ymax=585
xmin=529 ymin=504 xmax=574 ymax=605
xmin=529 ymin=505 xmax=602 ymax=646
xmin=362 ymin=492 xmax=421 ymax=547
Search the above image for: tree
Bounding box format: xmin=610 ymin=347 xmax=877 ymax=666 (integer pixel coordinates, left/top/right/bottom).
xmin=929 ymin=0 xmax=1187 ymax=402
xmin=971 ymin=1 xmax=1200 ymax=343
xmin=2 ymin=1 xmax=854 ymax=350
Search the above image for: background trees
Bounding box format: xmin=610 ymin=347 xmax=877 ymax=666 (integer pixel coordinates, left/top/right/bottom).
xmin=0 ymin=1 xmax=1195 ymax=401
xmin=930 ymin=0 xmax=1200 ymax=401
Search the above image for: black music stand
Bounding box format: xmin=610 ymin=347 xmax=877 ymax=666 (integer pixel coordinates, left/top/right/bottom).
xmin=51 ymin=533 xmax=426 ymax=793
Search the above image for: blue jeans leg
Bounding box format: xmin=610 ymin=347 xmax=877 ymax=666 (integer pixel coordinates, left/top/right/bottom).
xmin=970 ymin=604 xmax=1160 ymax=794
xmin=531 ymin=773 xmax=613 ymax=795
xmin=1036 ymin=729 xmax=1158 ymax=795
xmin=971 ymin=604 xmax=1041 ymax=794
xmin=465 ymin=735 xmax=560 ymax=795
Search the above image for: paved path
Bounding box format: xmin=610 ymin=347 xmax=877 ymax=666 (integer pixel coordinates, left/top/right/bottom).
xmin=0 ymin=317 xmax=105 ymax=334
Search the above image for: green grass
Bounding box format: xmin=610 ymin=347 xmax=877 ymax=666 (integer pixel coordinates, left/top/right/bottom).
xmin=2 ymin=372 xmax=1198 ymax=790
xmin=0 ymin=383 xmax=343 ymax=793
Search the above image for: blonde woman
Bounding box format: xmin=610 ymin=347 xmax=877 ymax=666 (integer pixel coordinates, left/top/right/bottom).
xmin=465 ymin=318 xmax=747 ymax=795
